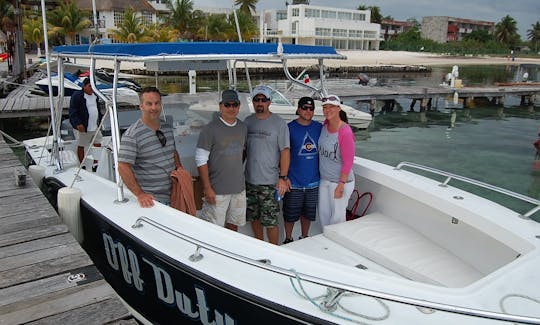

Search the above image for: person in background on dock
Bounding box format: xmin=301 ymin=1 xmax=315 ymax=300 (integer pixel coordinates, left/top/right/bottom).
xmin=244 ymin=85 xmax=290 ymax=245
xmin=69 ymin=77 xmax=103 ymax=164
xmin=196 ymin=89 xmax=247 ymax=231
xmin=282 ymin=96 xmax=322 ymax=244
xmin=318 ymin=95 xmax=355 ymax=227
xmin=118 ymin=86 xmax=182 ymax=208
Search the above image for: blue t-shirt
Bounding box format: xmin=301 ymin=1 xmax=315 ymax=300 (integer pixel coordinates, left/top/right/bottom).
xmin=288 ymin=119 xmax=322 ymax=188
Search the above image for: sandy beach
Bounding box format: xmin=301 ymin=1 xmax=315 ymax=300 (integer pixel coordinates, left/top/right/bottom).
xmin=25 ymin=50 xmax=540 ymax=71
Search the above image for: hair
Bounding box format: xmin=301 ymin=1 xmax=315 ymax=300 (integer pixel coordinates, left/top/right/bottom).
xmin=139 ymin=86 xmax=161 ymax=99
xmin=339 ymin=109 xmax=348 ymax=124
xmin=82 ymin=77 xmax=90 ymax=86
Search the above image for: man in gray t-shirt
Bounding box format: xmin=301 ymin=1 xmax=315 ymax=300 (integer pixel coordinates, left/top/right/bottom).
xmin=196 ymin=90 xmax=248 ymax=231
xmin=244 ymin=85 xmax=290 ymax=245
xmin=118 ymin=87 xmax=182 ymax=207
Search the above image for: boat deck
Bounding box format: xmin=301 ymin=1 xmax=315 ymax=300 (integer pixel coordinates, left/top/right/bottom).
xmin=0 ymin=136 xmax=136 ymax=324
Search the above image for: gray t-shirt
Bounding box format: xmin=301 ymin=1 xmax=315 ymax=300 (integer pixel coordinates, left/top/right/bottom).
xmin=118 ymin=119 xmax=176 ymax=203
xmin=197 ymin=118 xmax=247 ymax=194
xmin=244 ymin=113 xmax=290 ymax=185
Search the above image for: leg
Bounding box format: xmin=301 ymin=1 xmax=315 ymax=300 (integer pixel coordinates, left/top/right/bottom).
xmin=251 ymin=219 xmax=264 ymax=240
xmin=318 ymin=180 xmax=333 ymax=227
xmin=225 ymin=223 xmax=238 ymax=231
xmin=300 ymin=216 xmax=311 ymax=238
xmin=266 ymin=226 xmax=279 ymax=245
xmin=224 ymin=191 xmax=246 ymax=232
xmin=77 ymin=146 xmax=85 ymax=163
xmin=331 ymin=180 xmax=355 ymax=225
xmin=284 ymin=221 xmax=295 ymax=241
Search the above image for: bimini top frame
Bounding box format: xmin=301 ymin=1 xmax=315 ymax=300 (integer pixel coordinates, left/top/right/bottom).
xmin=51 ymin=42 xmax=346 ymax=202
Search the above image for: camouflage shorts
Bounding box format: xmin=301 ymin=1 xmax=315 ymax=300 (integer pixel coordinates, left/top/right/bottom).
xmin=246 ymin=183 xmax=280 ymax=227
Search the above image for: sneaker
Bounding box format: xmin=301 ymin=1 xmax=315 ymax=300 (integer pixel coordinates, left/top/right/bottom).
xmin=282 ymin=238 xmax=294 ymax=245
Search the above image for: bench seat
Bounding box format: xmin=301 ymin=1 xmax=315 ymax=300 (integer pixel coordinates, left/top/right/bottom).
xmin=323 ymin=213 xmax=484 ymax=287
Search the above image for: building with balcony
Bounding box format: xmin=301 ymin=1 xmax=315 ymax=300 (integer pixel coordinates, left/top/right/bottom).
xmin=380 ymin=19 xmax=415 ymax=41
xmin=76 ymin=0 xmax=156 ymax=44
xmin=260 ymin=4 xmax=382 ymax=50
xmin=421 ymin=16 xmax=494 ymax=43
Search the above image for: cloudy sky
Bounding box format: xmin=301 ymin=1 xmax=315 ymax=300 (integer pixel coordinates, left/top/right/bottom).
xmin=192 ymin=0 xmax=539 ymax=39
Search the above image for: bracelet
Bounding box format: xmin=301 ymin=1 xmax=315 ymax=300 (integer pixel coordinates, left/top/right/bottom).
xmin=339 ymin=180 xmax=346 ymax=184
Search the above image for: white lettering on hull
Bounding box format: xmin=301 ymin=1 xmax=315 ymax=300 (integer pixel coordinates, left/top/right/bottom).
xmin=102 ymin=233 xmax=237 ymax=324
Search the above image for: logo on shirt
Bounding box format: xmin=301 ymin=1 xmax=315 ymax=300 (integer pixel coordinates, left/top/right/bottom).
xmin=299 ymin=132 xmax=318 ymax=157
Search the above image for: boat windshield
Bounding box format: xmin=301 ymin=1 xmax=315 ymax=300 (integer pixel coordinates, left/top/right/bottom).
xmin=268 ymin=88 xmax=293 ymax=106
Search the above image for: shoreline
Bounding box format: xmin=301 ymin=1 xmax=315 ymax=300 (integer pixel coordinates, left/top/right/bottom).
xmin=22 ymin=50 xmax=540 ymax=73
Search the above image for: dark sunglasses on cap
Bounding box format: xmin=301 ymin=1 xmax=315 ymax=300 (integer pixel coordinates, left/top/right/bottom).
xmin=223 ymin=102 xmax=239 ymax=108
xmin=300 ymin=105 xmax=315 ymax=111
xmin=155 ymin=130 xmax=166 ymax=147
xmin=321 ymin=96 xmax=340 ymax=103
xmin=253 ymin=97 xmax=270 ymax=103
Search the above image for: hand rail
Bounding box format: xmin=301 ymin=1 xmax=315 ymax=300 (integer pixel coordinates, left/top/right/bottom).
xmin=132 ymin=216 xmax=540 ymax=324
xmin=395 ymin=161 xmax=540 ymax=219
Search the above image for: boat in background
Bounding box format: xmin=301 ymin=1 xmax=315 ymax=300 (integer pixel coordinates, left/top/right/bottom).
xmin=24 ymin=42 xmax=540 ymax=324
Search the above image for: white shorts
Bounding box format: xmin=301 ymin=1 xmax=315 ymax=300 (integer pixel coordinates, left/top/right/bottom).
xmin=200 ymin=190 xmax=246 ymax=227
xmin=75 ymin=129 xmax=103 ymax=147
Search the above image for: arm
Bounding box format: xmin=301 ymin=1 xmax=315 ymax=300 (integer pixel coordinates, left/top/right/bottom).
xmin=118 ymin=161 xmax=155 ymax=208
xmin=335 ymin=126 xmax=355 ymax=198
xmin=277 ymin=147 xmax=290 ymax=196
xmin=173 ymin=150 xmax=182 ymax=169
xmin=69 ymin=92 xmax=85 ymax=132
xmin=197 ymin=163 xmax=216 ymax=205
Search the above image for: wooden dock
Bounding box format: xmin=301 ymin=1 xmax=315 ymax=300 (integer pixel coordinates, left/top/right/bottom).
xmin=0 ymin=137 xmax=136 ymax=324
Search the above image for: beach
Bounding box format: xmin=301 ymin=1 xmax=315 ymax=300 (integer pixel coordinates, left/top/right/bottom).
xmin=23 ymin=50 xmax=540 ymax=72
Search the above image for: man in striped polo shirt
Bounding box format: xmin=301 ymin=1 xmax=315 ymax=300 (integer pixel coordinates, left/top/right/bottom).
xmin=118 ymin=87 xmax=182 ymax=208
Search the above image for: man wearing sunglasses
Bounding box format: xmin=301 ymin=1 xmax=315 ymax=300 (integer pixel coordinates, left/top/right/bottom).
xmin=118 ymin=87 xmax=182 ymax=208
xmin=282 ymin=97 xmax=322 ymax=244
xmin=196 ymin=90 xmax=248 ymax=231
xmin=244 ymin=85 xmax=290 ymax=245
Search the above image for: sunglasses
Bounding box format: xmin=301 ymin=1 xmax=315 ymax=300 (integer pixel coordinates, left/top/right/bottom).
xmin=300 ymin=105 xmax=315 ymax=111
xmin=155 ymin=130 xmax=166 ymax=147
xmin=321 ymin=96 xmax=340 ymax=103
xmin=253 ymin=97 xmax=270 ymax=103
xmin=223 ymin=102 xmax=239 ymax=108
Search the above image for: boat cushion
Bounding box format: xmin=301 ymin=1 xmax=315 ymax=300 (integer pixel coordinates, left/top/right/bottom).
xmin=323 ymin=212 xmax=484 ymax=287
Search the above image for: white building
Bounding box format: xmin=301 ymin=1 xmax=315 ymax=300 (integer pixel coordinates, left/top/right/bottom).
xmin=260 ymin=4 xmax=381 ymax=50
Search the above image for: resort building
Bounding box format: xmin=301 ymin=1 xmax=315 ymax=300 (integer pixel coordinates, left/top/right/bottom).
xmin=421 ymin=16 xmax=495 ymax=43
xmin=380 ymin=19 xmax=416 ymax=41
xmin=259 ymin=4 xmax=382 ymax=50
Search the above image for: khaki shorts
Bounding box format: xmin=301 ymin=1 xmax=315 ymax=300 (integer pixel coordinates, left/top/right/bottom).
xmin=75 ymin=129 xmax=103 ymax=147
xmin=200 ymin=190 xmax=246 ymax=227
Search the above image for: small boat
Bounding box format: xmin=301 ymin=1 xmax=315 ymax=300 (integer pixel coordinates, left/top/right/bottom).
xmin=357 ymin=73 xmax=377 ymax=86
xmin=24 ymin=42 xmax=540 ymax=324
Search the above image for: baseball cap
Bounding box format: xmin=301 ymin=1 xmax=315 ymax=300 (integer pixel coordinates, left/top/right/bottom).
xmin=321 ymin=95 xmax=341 ymax=106
xmin=298 ymin=96 xmax=314 ymax=108
xmin=221 ymin=89 xmax=239 ymax=103
xmin=252 ymin=85 xmax=272 ymax=99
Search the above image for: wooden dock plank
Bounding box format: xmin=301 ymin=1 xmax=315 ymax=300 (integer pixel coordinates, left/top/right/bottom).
xmin=0 ymin=136 xmax=135 ymax=324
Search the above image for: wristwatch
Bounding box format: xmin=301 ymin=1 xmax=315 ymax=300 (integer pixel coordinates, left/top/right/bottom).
xmin=279 ymin=175 xmax=288 ymax=180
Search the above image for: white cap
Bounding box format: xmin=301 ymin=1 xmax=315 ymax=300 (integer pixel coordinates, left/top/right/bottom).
xmin=252 ymin=85 xmax=272 ymax=99
xmin=322 ymin=95 xmax=341 ymax=106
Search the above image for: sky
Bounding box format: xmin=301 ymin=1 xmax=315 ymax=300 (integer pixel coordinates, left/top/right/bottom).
xmin=192 ymin=0 xmax=540 ymax=39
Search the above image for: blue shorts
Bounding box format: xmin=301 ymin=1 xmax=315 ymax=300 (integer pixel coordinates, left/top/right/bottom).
xmin=282 ymin=187 xmax=318 ymax=222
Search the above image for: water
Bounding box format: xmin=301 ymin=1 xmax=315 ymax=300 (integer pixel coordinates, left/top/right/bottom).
xmin=6 ymin=64 xmax=540 ymax=221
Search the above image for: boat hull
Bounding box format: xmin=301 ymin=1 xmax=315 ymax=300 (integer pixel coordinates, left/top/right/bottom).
xmin=76 ymin=197 xmax=329 ymax=325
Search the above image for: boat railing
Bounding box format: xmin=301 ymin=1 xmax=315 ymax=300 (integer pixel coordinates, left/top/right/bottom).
xmin=395 ymin=161 xmax=540 ymax=218
xmin=132 ymin=216 xmax=540 ymax=324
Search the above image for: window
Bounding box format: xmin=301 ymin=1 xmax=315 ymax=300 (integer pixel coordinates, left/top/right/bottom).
xmin=276 ymin=12 xmax=287 ymax=20
xmin=114 ymin=10 xmax=124 ymax=27
xmin=353 ymin=13 xmax=366 ymax=21
xmin=332 ymin=28 xmax=347 ymax=37
xmin=315 ymin=28 xmax=331 ymax=36
xmin=364 ymin=31 xmax=377 ymax=39
xmin=321 ymin=10 xmax=336 ymax=19
xmin=315 ymin=39 xmax=331 ymax=46
xmin=305 ymin=9 xmax=320 ymax=18
xmin=141 ymin=11 xmax=153 ymax=26
xmin=292 ymin=8 xmax=299 ymax=17
xmin=349 ymin=30 xmax=362 ymax=38
xmin=292 ymin=21 xmax=298 ymax=35
xmin=338 ymin=12 xmax=352 ymax=20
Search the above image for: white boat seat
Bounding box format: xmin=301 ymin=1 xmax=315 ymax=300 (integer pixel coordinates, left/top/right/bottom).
xmin=323 ymin=212 xmax=484 ymax=287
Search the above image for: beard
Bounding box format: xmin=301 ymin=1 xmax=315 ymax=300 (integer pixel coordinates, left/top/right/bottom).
xmin=255 ymin=105 xmax=265 ymax=113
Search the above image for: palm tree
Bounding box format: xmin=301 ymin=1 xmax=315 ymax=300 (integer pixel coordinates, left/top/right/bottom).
xmin=23 ymin=16 xmax=43 ymax=56
xmin=527 ymin=21 xmax=540 ymax=53
xmin=495 ymin=15 xmax=520 ymax=47
xmin=165 ymin=0 xmax=193 ymax=38
xmin=0 ymin=0 xmax=14 ymax=33
xmin=48 ymin=0 xmax=91 ymax=45
xmin=207 ymin=14 xmax=234 ymax=41
xmin=146 ymin=23 xmax=179 ymax=42
xmin=368 ymin=6 xmax=382 ymax=24
xmin=108 ymin=7 xmax=149 ymax=43
xmin=234 ymin=0 xmax=258 ymax=16
xmin=229 ymin=10 xmax=258 ymax=41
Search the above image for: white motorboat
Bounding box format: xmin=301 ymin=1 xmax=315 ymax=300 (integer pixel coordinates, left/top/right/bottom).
xmin=24 ymin=42 xmax=540 ymax=324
